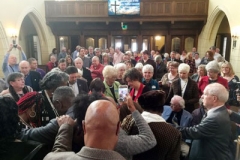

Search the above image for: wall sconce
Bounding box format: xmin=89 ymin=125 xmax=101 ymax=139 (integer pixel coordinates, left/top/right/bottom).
xmin=232 ymin=34 xmax=238 ymax=49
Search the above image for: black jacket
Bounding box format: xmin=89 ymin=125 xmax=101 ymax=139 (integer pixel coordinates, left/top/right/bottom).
xmin=25 ymin=71 xmax=42 ymax=91
xmin=82 ymin=67 xmax=92 ymax=86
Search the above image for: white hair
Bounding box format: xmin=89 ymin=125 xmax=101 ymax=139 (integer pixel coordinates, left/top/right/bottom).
xmin=205 ymin=61 xmax=220 ymax=73
xmin=114 ymin=63 xmax=127 ymax=70
xmin=204 ymin=83 xmax=229 ymax=103
xmin=142 ymin=64 xmax=154 ymax=73
xmin=77 ymin=68 xmax=83 ymax=76
xmin=171 ymin=95 xmax=185 ymax=109
xmin=155 ymin=55 xmax=162 ymax=62
xmin=164 ymin=53 xmax=169 ymax=58
xmin=102 ymin=65 xmax=117 ymax=78
xmin=74 ymin=57 xmax=83 ymax=63
xmin=135 ymin=63 xmax=143 ymax=70
xmin=178 ymin=63 xmax=190 ymax=73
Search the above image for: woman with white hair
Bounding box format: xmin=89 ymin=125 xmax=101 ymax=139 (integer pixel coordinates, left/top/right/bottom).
xmin=142 ymin=64 xmax=159 ymax=90
xmin=166 ymin=63 xmax=199 ymax=113
xmin=135 ymin=63 xmax=143 ymax=74
xmin=114 ymin=63 xmax=127 ymax=85
xmin=103 ymin=65 xmax=120 ymax=103
xmin=198 ymin=61 xmax=228 ymax=97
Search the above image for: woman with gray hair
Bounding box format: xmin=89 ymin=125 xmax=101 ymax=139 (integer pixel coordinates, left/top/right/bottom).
xmin=191 ymin=64 xmax=207 ymax=84
xmin=0 ymin=72 xmax=33 ymax=101
xmin=103 ymin=65 xmax=120 ymax=103
xmin=154 ymin=55 xmax=167 ymax=81
xmin=142 ymin=64 xmax=159 ymax=90
xmin=39 ymin=71 xmax=69 ymax=125
xmin=166 ymin=63 xmax=199 ymax=113
xmin=198 ymin=61 xmax=228 ymax=97
xmin=114 ymin=63 xmax=127 ymax=85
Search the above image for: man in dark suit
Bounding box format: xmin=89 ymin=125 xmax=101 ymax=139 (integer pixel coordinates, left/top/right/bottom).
xmin=65 ymin=66 xmax=88 ymax=96
xmin=19 ymin=60 xmax=42 ymax=91
xmin=167 ymin=51 xmax=182 ymax=63
xmin=180 ymin=83 xmax=232 ymax=160
xmin=74 ymin=57 xmax=92 ymax=86
xmin=166 ymin=63 xmax=199 ymax=113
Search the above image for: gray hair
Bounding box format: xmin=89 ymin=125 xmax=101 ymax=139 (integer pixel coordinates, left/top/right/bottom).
xmin=53 ymin=86 xmax=75 ymax=102
xmin=204 ymin=83 xmax=229 ymax=103
xmin=164 ymin=53 xmax=169 ymax=58
xmin=74 ymin=57 xmax=83 ymax=63
xmin=94 ymin=48 xmax=100 ymax=52
xmin=102 ymin=65 xmax=117 ymax=78
xmin=142 ymin=64 xmax=154 ymax=73
xmin=135 ymin=63 xmax=143 ymax=70
xmin=205 ymin=61 xmax=220 ymax=73
xmin=114 ymin=63 xmax=127 ymax=70
xmin=40 ymin=71 xmax=69 ymax=90
xmin=171 ymin=95 xmax=185 ymax=109
xmin=178 ymin=63 xmax=190 ymax=73
xmin=7 ymin=72 xmax=24 ymax=85
xmin=155 ymin=55 xmax=162 ymax=62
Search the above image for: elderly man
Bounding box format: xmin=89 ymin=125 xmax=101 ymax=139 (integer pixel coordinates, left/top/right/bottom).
xmin=88 ymin=56 xmax=104 ymax=81
xmin=74 ymin=57 xmax=92 ymax=86
xmin=28 ymin=58 xmax=46 ymax=78
xmin=52 ymin=86 xmax=75 ymax=116
xmin=167 ymin=51 xmax=182 ymax=63
xmin=2 ymin=44 xmax=27 ymax=81
xmin=154 ymin=55 xmax=167 ymax=81
xmin=44 ymin=100 xmax=125 ymax=160
xmin=87 ymin=46 xmax=95 ymax=59
xmin=180 ymin=83 xmax=232 ymax=160
xmin=166 ymin=63 xmax=199 ymax=113
xmin=19 ymin=60 xmax=42 ymax=91
xmin=163 ymin=95 xmax=192 ymax=127
xmin=65 ymin=66 xmax=88 ymax=96
xmin=46 ymin=55 xmax=57 ymax=72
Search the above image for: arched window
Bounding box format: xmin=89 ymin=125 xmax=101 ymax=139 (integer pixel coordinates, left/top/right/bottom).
xmin=98 ymin=38 xmax=107 ymax=49
xmin=171 ymin=37 xmax=180 ymax=52
xmin=86 ymin=38 xmax=94 ymax=49
xmin=185 ymin=37 xmax=194 ymax=52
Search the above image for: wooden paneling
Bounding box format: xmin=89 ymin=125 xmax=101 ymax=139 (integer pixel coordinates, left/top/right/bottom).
xmin=45 ymin=0 xmax=208 ymax=22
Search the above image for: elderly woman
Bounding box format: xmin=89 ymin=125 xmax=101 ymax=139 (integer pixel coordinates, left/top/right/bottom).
xmin=166 ymin=63 xmax=199 ymax=113
xmin=103 ymin=65 xmax=120 ymax=103
xmin=121 ymin=90 xmax=181 ymax=160
xmin=17 ymin=91 xmax=43 ymax=128
xmin=142 ymin=64 xmax=159 ymax=90
xmin=154 ymin=55 xmax=167 ymax=81
xmin=198 ymin=61 xmax=228 ymax=97
xmin=160 ymin=61 xmax=179 ymax=96
xmin=39 ymin=71 xmax=69 ymax=125
xmin=135 ymin=62 xmax=143 ymax=74
xmin=0 ymin=72 xmax=33 ymax=101
xmin=124 ymin=68 xmax=150 ymax=102
xmin=184 ymin=52 xmax=195 ymax=76
xmin=114 ymin=63 xmax=127 ymax=85
xmin=221 ymin=62 xmax=239 ymax=109
xmin=191 ymin=64 xmax=207 ymax=83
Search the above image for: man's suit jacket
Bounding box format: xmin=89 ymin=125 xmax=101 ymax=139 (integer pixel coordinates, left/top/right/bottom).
xmin=181 ymin=106 xmax=232 ymax=160
xmin=166 ymin=77 xmax=199 ymax=113
xmin=25 ymin=71 xmax=42 ymax=91
xmin=155 ymin=62 xmax=168 ymax=81
xmin=82 ymin=67 xmax=92 ymax=86
xmin=162 ymin=105 xmax=192 ymax=127
xmin=68 ymin=79 xmax=88 ymax=95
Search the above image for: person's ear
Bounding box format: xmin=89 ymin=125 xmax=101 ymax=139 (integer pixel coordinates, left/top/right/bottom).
xmin=53 ymin=100 xmax=62 ymax=111
xmin=9 ymin=81 xmax=14 ymax=87
xmin=82 ymin=120 xmax=86 ymax=134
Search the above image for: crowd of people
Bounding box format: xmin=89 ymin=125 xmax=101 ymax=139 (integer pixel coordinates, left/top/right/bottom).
xmin=0 ymin=43 xmax=240 ymax=160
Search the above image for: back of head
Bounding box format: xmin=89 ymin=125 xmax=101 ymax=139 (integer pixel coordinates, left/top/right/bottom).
xmin=0 ymin=97 xmax=20 ymax=141
xmin=206 ymin=61 xmax=220 ymax=73
xmin=89 ymin=78 xmax=105 ymax=93
xmin=138 ymin=90 xmax=166 ymax=113
xmin=39 ymin=71 xmax=69 ymax=91
xmin=84 ymin=100 xmax=120 ymax=149
xmin=65 ymin=66 xmax=78 ymax=75
xmin=204 ymin=83 xmax=229 ymax=104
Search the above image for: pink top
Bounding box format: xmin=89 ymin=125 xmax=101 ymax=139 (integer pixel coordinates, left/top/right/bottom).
xmin=113 ymin=52 xmax=124 ymax=65
xmin=90 ymin=63 xmax=104 ymax=81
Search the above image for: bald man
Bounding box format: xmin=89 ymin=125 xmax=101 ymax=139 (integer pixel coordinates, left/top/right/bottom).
xmin=19 ymin=60 xmax=42 ymax=91
xmin=2 ymin=44 xmax=27 ymax=81
xmin=88 ymin=56 xmax=104 ymax=81
xmin=44 ymin=100 xmax=125 ymax=160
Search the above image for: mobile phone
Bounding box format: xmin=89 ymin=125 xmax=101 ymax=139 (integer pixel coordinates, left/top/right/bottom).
xmin=118 ymin=85 xmax=128 ymax=101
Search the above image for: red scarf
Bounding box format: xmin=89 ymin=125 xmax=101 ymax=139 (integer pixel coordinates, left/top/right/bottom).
xmin=130 ymin=83 xmax=144 ymax=102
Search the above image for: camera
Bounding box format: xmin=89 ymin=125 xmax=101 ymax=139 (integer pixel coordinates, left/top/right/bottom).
xmin=13 ymin=40 xmax=17 ymax=48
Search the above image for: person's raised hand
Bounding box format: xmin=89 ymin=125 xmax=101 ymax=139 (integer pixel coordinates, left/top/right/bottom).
xmin=126 ymin=94 xmax=136 ymax=113
xmin=56 ymin=115 xmax=75 ymax=127
xmin=17 ymin=45 xmax=22 ymax=51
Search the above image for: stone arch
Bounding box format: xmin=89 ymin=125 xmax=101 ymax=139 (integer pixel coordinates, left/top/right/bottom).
xmin=16 ymin=7 xmax=55 ymax=64
xmin=0 ymin=22 xmax=9 ymax=51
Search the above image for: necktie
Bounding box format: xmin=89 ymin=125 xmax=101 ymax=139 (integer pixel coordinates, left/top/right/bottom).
xmin=172 ymin=113 xmax=178 ymax=126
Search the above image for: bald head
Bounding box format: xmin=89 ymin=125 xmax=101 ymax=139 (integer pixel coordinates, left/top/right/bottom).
xmin=84 ymin=100 xmax=120 ymax=149
xmin=92 ymin=56 xmax=100 ymax=66
xmin=19 ymin=60 xmax=30 ymax=75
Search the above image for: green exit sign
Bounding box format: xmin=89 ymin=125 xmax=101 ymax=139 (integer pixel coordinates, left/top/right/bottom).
xmin=122 ymin=24 xmax=127 ymax=30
